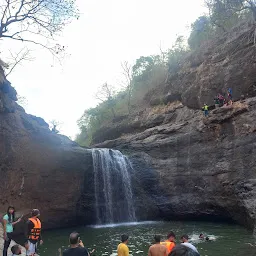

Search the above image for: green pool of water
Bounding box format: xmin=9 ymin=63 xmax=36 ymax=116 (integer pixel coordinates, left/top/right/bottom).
xmin=38 ymin=221 xmax=255 ymax=256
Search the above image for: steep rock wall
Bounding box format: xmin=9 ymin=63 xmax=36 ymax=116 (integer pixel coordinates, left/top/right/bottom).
xmin=94 ymin=99 xmax=256 ymax=231
xmin=0 ymin=81 xmax=94 ymax=229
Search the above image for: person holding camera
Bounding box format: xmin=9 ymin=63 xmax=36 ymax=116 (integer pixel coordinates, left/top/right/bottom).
xmin=63 ymin=232 xmax=95 ymax=256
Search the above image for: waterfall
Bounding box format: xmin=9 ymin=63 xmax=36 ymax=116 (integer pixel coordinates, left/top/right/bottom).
xmin=92 ymin=148 xmax=136 ymax=224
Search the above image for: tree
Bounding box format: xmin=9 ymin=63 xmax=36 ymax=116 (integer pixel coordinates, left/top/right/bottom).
xmin=95 ymin=83 xmax=116 ymax=118
xmin=17 ymin=94 xmax=28 ymax=107
xmin=121 ymin=61 xmax=133 ymax=114
xmin=205 ymin=0 xmax=255 ymax=33
xmin=188 ymin=16 xmax=213 ymax=49
xmin=132 ymin=56 xmax=155 ymax=77
xmin=0 ymin=0 xmax=78 ymax=53
xmin=49 ymin=119 xmax=62 ymax=133
xmin=168 ymin=36 xmax=188 ymax=74
xmin=5 ymin=47 xmax=33 ymax=77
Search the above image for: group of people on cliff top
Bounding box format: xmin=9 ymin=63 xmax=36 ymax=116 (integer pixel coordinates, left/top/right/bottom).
xmin=1 ymin=206 xmax=211 ymax=256
xmin=202 ymin=88 xmax=233 ymax=117
xmin=1 ymin=206 xmax=42 ymax=256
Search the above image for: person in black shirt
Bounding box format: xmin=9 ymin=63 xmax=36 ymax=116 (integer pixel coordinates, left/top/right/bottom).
xmin=63 ymin=232 xmax=89 ymax=256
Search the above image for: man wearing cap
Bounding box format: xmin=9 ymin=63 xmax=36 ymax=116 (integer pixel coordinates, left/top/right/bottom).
xmin=26 ymin=209 xmax=43 ymax=255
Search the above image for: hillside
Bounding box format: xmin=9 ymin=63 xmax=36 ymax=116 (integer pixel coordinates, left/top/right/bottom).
xmin=75 ymin=21 xmax=256 ymax=231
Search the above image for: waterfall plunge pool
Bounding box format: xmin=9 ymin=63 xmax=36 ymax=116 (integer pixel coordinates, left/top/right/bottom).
xmin=38 ymin=220 xmax=255 ymax=256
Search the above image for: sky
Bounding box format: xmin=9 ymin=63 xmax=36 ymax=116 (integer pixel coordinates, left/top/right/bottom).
xmin=3 ymin=0 xmax=207 ymax=139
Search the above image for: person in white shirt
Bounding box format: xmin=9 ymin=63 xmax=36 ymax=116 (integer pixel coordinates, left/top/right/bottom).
xmin=180 ymin=235 xmax=199 ymax=254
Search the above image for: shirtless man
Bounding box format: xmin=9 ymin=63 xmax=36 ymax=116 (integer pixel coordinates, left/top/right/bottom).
xmin=148 ymin=235 xmax=168 ymax=256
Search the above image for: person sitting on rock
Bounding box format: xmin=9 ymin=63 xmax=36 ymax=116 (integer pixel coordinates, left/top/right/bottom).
xmin=223 ymin=98 xmax=229 ymax=107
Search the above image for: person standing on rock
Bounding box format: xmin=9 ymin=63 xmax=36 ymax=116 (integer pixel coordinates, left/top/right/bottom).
xmin=214 ymin=96 xmax=220 ymax=108
xmin=117 ymin=234 xmax=129 ymax=256
xmin=2 ymin=206 xmax=22 ymax=256
xmin=227 ymin=88 xmax=233 ymax=105
xmin=149 ymin=235 xmax=168 ymax=256
xmin=160 ymin=232 xmax=176 ymax=254
xmin=26 ymin=209 xmax=43 ymax=256
xmin=218 ymin=93 xmax=225 ymax=107
xmin=202 ymin=104 xmax=209 ymax=117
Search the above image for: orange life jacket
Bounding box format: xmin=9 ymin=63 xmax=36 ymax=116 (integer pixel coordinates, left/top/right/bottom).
xmin=160 ymin=241 xmax=175 ymax=254
xmin=28 ymin=218 xmax=41 ymax=240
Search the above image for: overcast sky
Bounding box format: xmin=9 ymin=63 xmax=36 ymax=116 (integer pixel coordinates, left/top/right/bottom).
xmin=4 ymin=0 xmax=206 ymax=139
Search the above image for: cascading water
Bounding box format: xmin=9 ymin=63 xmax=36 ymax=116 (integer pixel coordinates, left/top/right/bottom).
xmin=92 ymin=148 xmax=136 ymax=224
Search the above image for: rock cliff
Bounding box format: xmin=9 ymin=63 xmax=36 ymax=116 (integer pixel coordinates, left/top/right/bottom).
xmin=94 ymin=99 xmax=256 ymax=231
xmin=91 ymin=23 xmax=256 ymax=231
xmin=1 ymin=23 xmax=256 ymax=233
xmin=0 ymin=77 xmax=94 ymax=229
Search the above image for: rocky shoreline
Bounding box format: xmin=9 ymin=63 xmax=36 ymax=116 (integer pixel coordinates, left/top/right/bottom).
xmin=0 ymin=226 xmax=26 ymax=256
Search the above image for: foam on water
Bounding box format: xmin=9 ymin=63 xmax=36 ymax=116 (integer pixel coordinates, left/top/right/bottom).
xmin=88 ymin=221 xmax=160 ymax=229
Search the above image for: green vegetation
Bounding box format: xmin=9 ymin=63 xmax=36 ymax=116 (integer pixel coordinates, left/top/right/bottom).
xmin=76 ymin=0 xmax=256 ymax=146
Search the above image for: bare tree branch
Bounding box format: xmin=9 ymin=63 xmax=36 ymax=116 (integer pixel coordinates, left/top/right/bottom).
xmin=95 ymin=83 xmax=116 ymax=118
xmin=121 ymin=61 xmax=133 ymax=114
xmin=1 ymin=34 xmax=58 ymax=55
xmin=0 ymin=0 xmax=79 ymax=56
xmin=6 ymin=47 xmax=32 ymax=77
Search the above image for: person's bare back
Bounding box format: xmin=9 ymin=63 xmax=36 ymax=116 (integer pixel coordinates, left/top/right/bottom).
xmin=148 ymin=244 xmax=168 ymax=256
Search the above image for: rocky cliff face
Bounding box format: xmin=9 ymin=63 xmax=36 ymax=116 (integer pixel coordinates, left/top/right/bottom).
xmin=94 ymin=99 xmax=256 ymax=231
xmin=88 ymin=23 xmax=256 ymax=231
xmin=2 ymin=23 xmax=256 ymax=232
xmin=145 ymin=23 xmax=256 ymax=110
xmin=0 ymin=79 xmax=95 ymax=229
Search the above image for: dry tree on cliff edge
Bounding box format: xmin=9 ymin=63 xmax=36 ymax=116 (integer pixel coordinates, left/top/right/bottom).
xmin=0 ymin=0 xmax=79 ymax=55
